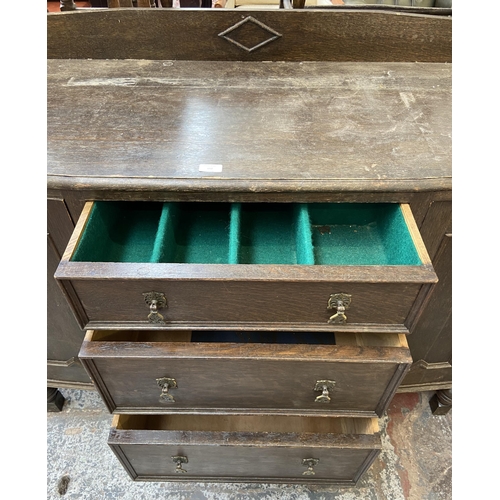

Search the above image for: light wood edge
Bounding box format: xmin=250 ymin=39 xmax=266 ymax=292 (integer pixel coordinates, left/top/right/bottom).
xmin=111 ymin=415 xmax=120 ymax=429
xmin=342 ymin=418 xmax=379 ymax=435
xmin=61 ymin=201 xmax=94 ymax=262
xmin=84 ymin=330 xmax=95 ymax=342
xmin=112 ymin=414 xmax=149 ymax=430
xmin=398 ymin=333 xmax=408 ymax=348
xmin=335 ymin=332 xmax=407 ymax=348
xmin=400 ymin=203 xmax=433 ymax=268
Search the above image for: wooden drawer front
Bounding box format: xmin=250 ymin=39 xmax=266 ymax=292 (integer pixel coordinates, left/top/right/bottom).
xmin=79 ymin=331 xmax=411 ymax=417
xmin=56 ymin=201 xmax=436 ymax=331
xmin=109 ymin=415 xmax=381 ymax=485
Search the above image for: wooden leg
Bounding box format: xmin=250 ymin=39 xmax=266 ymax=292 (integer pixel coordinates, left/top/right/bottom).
xmin=47 ymin=387 xmax=65 ymax=412
xmin=429 ymin=389 xmax=452 ymax=415
xmin=60 ymin=1 xmax=77 ymax=11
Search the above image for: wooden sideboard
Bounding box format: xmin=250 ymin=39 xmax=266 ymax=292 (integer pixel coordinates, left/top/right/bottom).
xmin=47 ymin=7 xmax=451 ymax=483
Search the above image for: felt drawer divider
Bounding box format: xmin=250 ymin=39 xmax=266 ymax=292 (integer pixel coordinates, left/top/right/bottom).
xmin=228 ymin=203 xmax=241 ymax=264
xmin=150 ymin=202 xmax=173 ymax=263
xmin=150 ymin=202 xmax=178 ymax=263
xmin=295 ymin=204 xmax=315 ymax=265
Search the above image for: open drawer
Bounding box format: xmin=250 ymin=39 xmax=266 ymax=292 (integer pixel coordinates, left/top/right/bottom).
xmin=55 ymin=201 xmax=437 ymax=332
xmin=108 ymin=414 xmax=381 ymax=485
xmin=79 ymin=330 xmax=411 ymax=417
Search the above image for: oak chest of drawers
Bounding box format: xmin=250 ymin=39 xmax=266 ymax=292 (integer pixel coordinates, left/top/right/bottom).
xmin=48 ymin=7 xmax=451 ymax=486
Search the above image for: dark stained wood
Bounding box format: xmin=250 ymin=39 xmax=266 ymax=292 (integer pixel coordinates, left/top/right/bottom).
xmin=109 ymin=414 xmax=381 ymax=484
xmin=54 ymin=199 xmax=436 ymax=331
xmin=48 ymin=60 xmax=451 ymax=196
xmin=402 ymin=231 xmax=451 ymax=390
xmin=47 ymin=4 xmax=451 ymax=407
xmin=60 ymin=277 xmax=424 ymax=331
xmin=47 ymin=387 xmax=65 ymax=412
xmin=401 ymin=200 xmax=451 ymax=389
xmin=47 ymin=200 xmax=92 ymax=387
xmin=79 ymin=331 xmax=411 ymax=416
xmin=429 ymin=388 xmax=452 ymax=415
xmin=47 ymin=199 xmax=74 ymax=256
xmin=49 ymin=189 xmax=452 ymax=206
xmin=418 ymin=200 xmax=452 ymax=260
xmin=47 ymin=9 xmax=451 ymax=62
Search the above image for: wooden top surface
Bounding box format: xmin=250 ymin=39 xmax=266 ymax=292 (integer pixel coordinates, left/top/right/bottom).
xmin=47 ymin=59 xmax=451 ymax=195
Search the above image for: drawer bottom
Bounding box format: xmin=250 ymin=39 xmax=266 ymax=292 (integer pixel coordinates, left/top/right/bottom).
xmin=109 ymin=414 xmax=381 ymax=485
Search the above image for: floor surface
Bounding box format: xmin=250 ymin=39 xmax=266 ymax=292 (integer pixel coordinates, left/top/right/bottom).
xmin=47 ymin=389 xmax=451 ymax=499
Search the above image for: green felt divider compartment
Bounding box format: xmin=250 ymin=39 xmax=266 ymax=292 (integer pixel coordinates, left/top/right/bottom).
xmin=154 ymin=202 xmax=231 ymax=264
xmin=237 ymin=204 xmax=314 ymax=264
xmin=308 ymin=203 xmax=422 ymax=266
xmin=71 ymin=202 xmax=421 ymax=266
xmin=71 ymin=201 xmax=163 ymax=263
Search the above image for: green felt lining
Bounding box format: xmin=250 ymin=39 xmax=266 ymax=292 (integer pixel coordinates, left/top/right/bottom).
xmin=71 ymin=202 xmax=421 ymax=266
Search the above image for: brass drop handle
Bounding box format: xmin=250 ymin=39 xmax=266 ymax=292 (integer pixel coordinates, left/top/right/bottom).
xmin=172 ymin=456 xmax=188 ymax=474
xmin=302 ymin=458 xmax=319 ymax=476
xmin=143 ymin=291 xmax=167 ymax=324
xmin=157 ymin=377 xmax=177 ymax=403
xmin=314 ymin=380 xmax=336 ymax=403
xmin=327 ymin=293 xmax=351 ymax=324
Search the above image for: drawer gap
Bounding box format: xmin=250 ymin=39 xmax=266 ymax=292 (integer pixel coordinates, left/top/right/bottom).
xmin=88 ymin=329 xmax=336 ymax=345
xmin=87 ymin=330 xmax=406 ymax=348
xmin=189 ymin=330 xmax=336 ymax=345
xmin=115 ymin=414 xmax=379 ymax=435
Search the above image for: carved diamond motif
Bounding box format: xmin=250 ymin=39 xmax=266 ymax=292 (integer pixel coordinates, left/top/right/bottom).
xmin=218 ymin=16 xmax=282 ymax=53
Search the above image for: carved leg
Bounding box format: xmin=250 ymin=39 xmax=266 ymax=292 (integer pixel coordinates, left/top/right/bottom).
xmin=47 ymin=387 xmax=65 ymax=412
xmin=429 ymin=389 xmax=452 ymax=415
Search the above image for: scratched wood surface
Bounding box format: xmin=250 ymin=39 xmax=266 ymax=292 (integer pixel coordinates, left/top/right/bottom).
xmin=47 ymin=9 xmax=451 ymax=61
xmin=47 ymin=60 xmax=451 ymax=194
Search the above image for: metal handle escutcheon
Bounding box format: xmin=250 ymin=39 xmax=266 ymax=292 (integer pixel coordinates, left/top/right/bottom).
xmin=157 ymin=377 xmax=177 ymax=403
xmin=172 ymin=456 xmax=188 ymax=474
xmin=314 ymin=380 xmax=336 ymax=403
xmin=327 ymin=293 xmax=351 ymax=324
xmin=143 ymin=291 xmax=167 ymax=324
xmin=302 ymin=458 xmax=319 ymax=476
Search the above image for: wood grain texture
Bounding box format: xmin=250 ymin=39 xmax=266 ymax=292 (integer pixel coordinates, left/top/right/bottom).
xmin=47 ymin=199 xmax=91 ymax=386
xmin=402 ymin=232 xmax=451 ymax=389
xmin=47 ymin=199 xmax=75 ymax=257
xmin=60 ymin=278 xmax=424 ymax=329
xmin=47 ymin=6 xmax=451 ymax=398
xmin=48 ymin=237 xmax=91 ymax=385
xmin=55 ymin=199 xmax=436 ymax=330
xmin=47 ymin=60 xmax=451 ymax=195
xmin=108 ymin=414 xmax=381 ymax=483
xmin=47 ymin=9 xmax=451 ymax=62
xmin=400 ymin=203 xmax=432 ymax=266
xmin=418 ymin=200 xmax=452 ymax=260
xmin=79 ymin=332 xmax=411 ymax=416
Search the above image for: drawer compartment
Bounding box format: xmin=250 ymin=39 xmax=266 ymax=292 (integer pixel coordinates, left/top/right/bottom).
xmin=108 ymin=414 xmax=381 ymax=485
xmin=79 ymin=330 xmax=411 ymax=417
xmin=56 ymin=201 xmax=437 ymax=331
